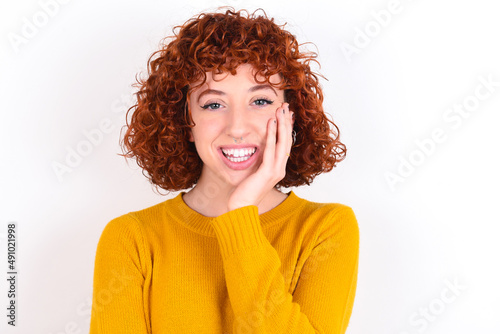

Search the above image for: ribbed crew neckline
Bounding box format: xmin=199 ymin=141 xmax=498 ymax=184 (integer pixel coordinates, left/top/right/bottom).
xmin=164 ymin=190 xmax=302 ymax=237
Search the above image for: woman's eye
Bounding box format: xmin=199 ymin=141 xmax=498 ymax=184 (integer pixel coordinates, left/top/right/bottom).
xmin=200 ymin=102 xmax=222 ymax=110
xmin=253 ymin=99 xmax=274 ymax=106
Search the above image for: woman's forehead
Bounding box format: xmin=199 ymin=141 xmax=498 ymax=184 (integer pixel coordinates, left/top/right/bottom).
xmin=190 ymin=64 xmax=282 ymax=90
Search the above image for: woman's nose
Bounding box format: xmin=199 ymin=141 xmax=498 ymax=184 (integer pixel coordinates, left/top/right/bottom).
xmin=226 ymin=108 xmax=250 ymax=139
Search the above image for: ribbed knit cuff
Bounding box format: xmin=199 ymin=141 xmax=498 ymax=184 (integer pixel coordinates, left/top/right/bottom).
xmin=210 ymin=205 xmax=267 ymax=259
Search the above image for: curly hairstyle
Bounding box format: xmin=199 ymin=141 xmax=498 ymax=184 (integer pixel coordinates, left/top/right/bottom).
xmin=119 ymin=7 xmax=346 ymax=193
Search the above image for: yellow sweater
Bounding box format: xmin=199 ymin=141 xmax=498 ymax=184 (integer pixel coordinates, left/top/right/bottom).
xmin=89 ymin=191 xmax=359 ymax=334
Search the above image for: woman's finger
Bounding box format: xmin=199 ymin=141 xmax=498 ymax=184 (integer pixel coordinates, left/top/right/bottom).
xmin=278 ymin=104 xmax=293 ymax=164
xmin=262 ymin=116 xmax=277 ymax=170
xmin=275 ymin=104 xmax=287 ymax=161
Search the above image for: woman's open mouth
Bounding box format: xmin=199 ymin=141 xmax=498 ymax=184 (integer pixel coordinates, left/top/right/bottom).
xmin=221 ymin=147 xmax=257 ymax=162
xmin=219 ymin=147 xmax=258 ymax=170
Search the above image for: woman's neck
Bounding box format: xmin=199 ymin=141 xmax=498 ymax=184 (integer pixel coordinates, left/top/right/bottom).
xmin=182 ymin=182 xmax=288 ymax=217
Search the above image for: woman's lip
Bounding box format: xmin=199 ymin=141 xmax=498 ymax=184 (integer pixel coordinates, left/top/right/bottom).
xmin=219 ymin=144 xmax=258 ymax=150
xmin=218 ymin=148 xmax=259 ymax=170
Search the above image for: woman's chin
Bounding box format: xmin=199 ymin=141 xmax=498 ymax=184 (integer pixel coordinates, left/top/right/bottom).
xmin=224 ymin=172 xmax=251 ymax=187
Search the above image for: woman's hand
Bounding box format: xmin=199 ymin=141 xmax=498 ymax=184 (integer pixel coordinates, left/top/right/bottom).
xmin=227 ymin=102 xmax=294 ymax=212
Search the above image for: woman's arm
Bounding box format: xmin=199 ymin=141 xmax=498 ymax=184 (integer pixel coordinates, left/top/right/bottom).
xmin=210 ymin=204 xmax=359 ymax=333
xmin=89 ymin=215 xmax=151 ymax=334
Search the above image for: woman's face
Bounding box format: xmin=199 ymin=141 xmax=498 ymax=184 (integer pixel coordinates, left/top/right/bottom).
xmin=187 ymin=64 xmax=286 ymax=187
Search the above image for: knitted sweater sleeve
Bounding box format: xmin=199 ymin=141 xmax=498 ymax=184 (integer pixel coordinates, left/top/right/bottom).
xmin=210 ymin=204 xmax=359 ymax=334
xmin=89 ymin=215 xmax=151 ymax=334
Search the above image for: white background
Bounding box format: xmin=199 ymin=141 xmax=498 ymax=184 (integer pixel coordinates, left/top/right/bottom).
xmin=1 ymin=0 xmax=499 ymax=333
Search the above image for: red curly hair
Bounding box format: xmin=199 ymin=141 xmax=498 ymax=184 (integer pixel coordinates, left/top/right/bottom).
xmin=120 ymin=7 xmax=346 ymax=193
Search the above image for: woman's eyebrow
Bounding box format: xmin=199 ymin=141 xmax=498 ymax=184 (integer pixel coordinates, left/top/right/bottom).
xmin=248 ymin=84 xmax=277 ymax=96
xmin=197 ymin=89 xmax=225 ymax=103
xmin=197 ymin=84 xmax=278 ymax=102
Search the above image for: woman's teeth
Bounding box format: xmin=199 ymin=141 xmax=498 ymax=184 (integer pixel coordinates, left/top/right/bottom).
xmin=222 ymin=147 xmax=256 ymax=162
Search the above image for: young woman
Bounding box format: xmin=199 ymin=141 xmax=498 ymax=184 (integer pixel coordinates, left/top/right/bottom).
xmin=90 ymin=8 xmax=359 ymax=334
